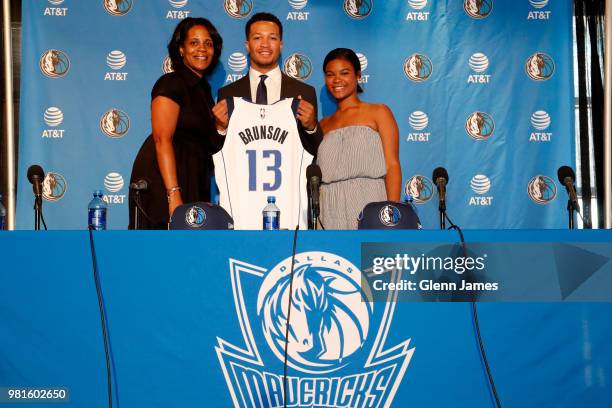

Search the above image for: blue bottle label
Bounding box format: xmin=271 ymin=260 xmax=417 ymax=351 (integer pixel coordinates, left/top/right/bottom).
xmin=263 ymin=212 xmax=279 ymax=230
xmin=88 ymin=208 xmax=107 ymax=230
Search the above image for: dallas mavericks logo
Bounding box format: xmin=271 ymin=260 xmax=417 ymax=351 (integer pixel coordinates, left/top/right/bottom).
xmin=465 ymin=111 xmax=495 ymax=140
xmin=217 ymin=252 xmax=414 ymax=407
xmin=100 ymin=109 xmax=130 ymax=138
xmin=39 ymin=50 xmax=70 ymax=78
xmin=379 ymin=205 xmax=401 ymax=227
xmin=343 ymin=0 xmax=373 ymax=19
xmin=525 ymin=53 xmax=555 ymax=81
xmin=103 ymin=0 xmax=133 ymax=16
xmin=42 ymin=172 xmax=67 ymax=201
xmin=104 ymin=172 xmax=124 ymax=193
xmin=283 ymin=53 xmax=312 ymax=81
xmin=528 ymin=175 xmax=556 ymax=204
xmin=185 ymin=206 xmax=206 ymax=227
xmin=224 ymin=0 xmax=253 ymax=19
xmin=162 ymin=55 xmax=174 ymax=73
xmin=403 ymin=53 xmax=432 ymax=82
xmin=464 ymin=0 xmax=493 ymax=19
xmin=405 ymin=175 xmax=434 ymax=203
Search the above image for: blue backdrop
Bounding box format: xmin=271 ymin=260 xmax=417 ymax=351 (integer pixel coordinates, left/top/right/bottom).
xmin=17 ymin=0 xmax=575 ymax=229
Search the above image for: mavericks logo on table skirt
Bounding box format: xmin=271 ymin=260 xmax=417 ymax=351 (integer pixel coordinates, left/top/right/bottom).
xmin=216 ymin=251 xmax=414 ymax=407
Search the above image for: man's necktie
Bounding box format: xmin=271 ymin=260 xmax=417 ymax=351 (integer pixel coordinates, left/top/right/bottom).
xmin=256 ymin=74 xmax=268 ymax=104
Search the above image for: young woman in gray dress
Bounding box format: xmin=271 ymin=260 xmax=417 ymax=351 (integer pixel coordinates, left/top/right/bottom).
xmin=318 ymin=48 xmax=401 ymax=229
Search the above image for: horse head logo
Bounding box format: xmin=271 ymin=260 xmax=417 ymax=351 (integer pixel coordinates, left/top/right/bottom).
xmin=343 ymin=0 xmax=373 ymax=19
xmin=464 ymin=0 xmax=493 ymax=19
xmin=528 ymin=175 xmax=557 ymax=204
xmin=405 ymin=175 xmax=434 ymax=203
xmin=39 ymin=50 xmax=70 ymax=78
xmin=465 ymin=111 xmax=495 ymax=140
xmin=100 ymin=109 xmax=130 ymax=138
xmin=379 ymin=205 xmax=401 ymax=226
xmin=224 ymin=0 xmax=253 ymax=18
xmin=42 ymin=172 xmax=67 ymax=201
xmin=283 ymin=53 xmax=312 ymax=81
xmin=525 ymin=53 xmax=555 ymax=81
xmin=185 ymin=206 xmax=206 ymax=227
xmin=404 ymin=53 xmax=432 ymax=82
xmin=258 ymin=259 xmax=372 ymax=373
xmin=103 ymin=0 xmax=133 ymax=16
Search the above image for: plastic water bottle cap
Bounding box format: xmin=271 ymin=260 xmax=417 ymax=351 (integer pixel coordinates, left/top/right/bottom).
xmin=267 ymin=196 xmax=275 ymax=203
xmin=94 ymin=190 xmax=103 ymax=197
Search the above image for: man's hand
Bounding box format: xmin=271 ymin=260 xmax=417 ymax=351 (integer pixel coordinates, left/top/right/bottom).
xmin=296 ymin=95 xmax=317 ymax=131
xmin=212 ymin=99 xmax=229 ymax=132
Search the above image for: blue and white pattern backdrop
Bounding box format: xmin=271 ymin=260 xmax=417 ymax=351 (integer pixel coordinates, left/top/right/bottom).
xmin=17 ymin=0 xmax=574 ymax=229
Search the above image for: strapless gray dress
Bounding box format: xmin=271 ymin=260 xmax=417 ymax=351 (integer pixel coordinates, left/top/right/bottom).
xmin=317 ymin=125 xmax=387 ymax=229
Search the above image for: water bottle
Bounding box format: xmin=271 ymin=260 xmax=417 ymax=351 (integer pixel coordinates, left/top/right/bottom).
xmin=0 ymin=194 xmax=6 ymax=230
xmin=88 ymin=190 xmax=107 ymax=230
xmin=262 ymin=196 xmax=280 ymax=230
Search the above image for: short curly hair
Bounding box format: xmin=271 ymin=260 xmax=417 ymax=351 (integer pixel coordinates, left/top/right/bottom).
xmin=168 ymin=17 xmax=223 ymax=74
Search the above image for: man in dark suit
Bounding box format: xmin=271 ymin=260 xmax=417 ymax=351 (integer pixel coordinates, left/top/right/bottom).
xmin=212 ymin=12 xmax=322 ymax=155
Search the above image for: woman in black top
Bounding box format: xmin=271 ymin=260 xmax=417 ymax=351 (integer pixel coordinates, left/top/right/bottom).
xmin=129 ymin=17 xmax=223 ymax=229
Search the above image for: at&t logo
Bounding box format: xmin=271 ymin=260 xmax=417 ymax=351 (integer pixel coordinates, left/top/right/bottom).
xmin=217 ymin=251 xmax=413 ymax=407
xmin=527 ymin=175 xmax=556 ymax=204
xmin=103 ymin=172 xmax=126 ymax=204
xmin=464 ymin=0 xmax=492 ymax=19
xmin=225 ymin=52 xmax=247 ymax=83
xmin=356 ymin=52 xmax=370 ymax=84
xmin=42 ymin=172 xmax=67 ymax=202
xmin=406 ymin=0 xmax=430 ymax=21
xmin=465 ymin=111 xmax=495 ymax=140
xmin=530 ymin=110 xmax=552 ymax=142
xmin=469 ymin=174 xmax=493 ymax=206
xmin=525 ymin=52 xmax=555 ymax=81
xmin=103 ymin=0 xmax=133 ymax=16
xmin=105 ymin=50 xmax=128 ymax=81
xmin=224 ymin=0 xmax=253 ymax=19
xmin=39 ymin=50 xmax=70 ymax=78
xmin=407 ymin=111 xmax=430 ymax=142
xmin=287 ymin=0 xmax=310 ymax=21
xmin=527 ymin=0 xmax=550 ymax=20
xmin=100 ymin=109 xmax=130 ymax=138
xmin=283 ymin=53 xmax=312 ymax=81
xmin=343 ymin=0 xmax=373 ymax=19
xmin=166 ymin=0 xmax=191 ymax=19
xmin=405 ymin=175 xmax=434 ymax=203
xmin=42 ymin=107 xmax=65 ymax=139
xmin=467 ymin=52 xmax=491 ymax=84
xmin=44 ymin=0 xmax=68 ymax=16
xmin=162 ymin=55 xmax=174 ymax=74
xmin=403 ymin=53 xmax=432 ymax=82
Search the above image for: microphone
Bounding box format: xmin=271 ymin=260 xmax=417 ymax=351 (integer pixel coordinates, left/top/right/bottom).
xmin=129 ymin=179 xmax=149 ymax=191
xmin=557 ymin=165 xmax=579 ymax=210
xmin=307 ymin=164 xmax=322 ymax=212
xmin=432 ymin=167 xmax=449 ymax=207
xmin=27 ymin=165 xmax=45 ymax=198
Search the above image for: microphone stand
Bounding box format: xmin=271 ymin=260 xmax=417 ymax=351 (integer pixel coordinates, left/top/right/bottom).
xmin=34 ymin=196 xmax=42 ymax=231
xmin=567 ymin=198 xmax=576 ymax=230
xmin=438 ymin=199 xmax=446 ymax=230
xmin=134 ymin=190 xmax=141 ymax=230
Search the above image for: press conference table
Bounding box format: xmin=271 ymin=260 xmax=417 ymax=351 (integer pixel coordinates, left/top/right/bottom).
xmin=0 ymin=230 xmax=611 ymax=408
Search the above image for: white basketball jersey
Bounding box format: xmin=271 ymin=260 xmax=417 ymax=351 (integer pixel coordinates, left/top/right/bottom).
xmin=213 ymin=98 xmax=312 ymax=230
